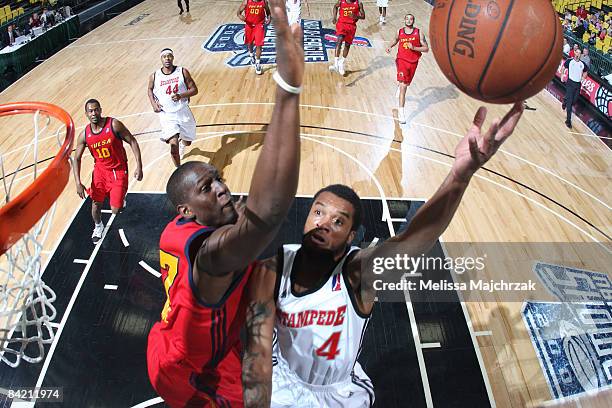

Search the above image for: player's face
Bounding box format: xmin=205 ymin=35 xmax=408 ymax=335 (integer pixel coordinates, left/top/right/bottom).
xmin=161 ymin=53 xmax=174 ymax=69
xmin=85 ymin=103 xmax=102 ymax=125
xmin=405 ymin=15 xmax=415 ymax=27
xmin=302 ymin=192 xmax=356 ymax=257
xmin=184 ymin=164 xmax=238 ymax=227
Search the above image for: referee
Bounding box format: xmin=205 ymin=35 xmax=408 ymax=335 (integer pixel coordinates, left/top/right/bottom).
xmin=561 ymin=48 xmax=588 ymax=129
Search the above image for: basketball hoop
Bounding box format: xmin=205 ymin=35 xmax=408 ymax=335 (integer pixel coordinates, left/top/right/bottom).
xmin=0 ymin=102 xmax=74 ymax=367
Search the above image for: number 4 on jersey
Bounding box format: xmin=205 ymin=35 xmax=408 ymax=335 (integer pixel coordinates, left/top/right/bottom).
xmin=165 ymin=84 xmax=179 ymax=95
xmin=316 ymin=331 xmax=341 ymax=360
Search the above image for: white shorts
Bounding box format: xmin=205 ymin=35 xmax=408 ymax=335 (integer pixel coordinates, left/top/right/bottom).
xmin=377 ymin=0 xmax=388 ymax=7
xmin=158 ymin=105 xmax=196 ymax=142
xmin=286 ymin=2 xmax=301 ymax=26
xmin=271 ymin=358 xmax=374 ymax=408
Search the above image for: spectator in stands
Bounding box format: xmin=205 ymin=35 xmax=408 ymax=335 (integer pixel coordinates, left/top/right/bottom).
xmin=580 ymin=47 xmax=591 ymax=69
xmin=569 ymin=43 xmax=579 ymax=58
xmin=562 ymin=49 xmax=588 ymax=129
xmin=2 ymin=24 xmax=17 ymax=48
xmin=588 ymin=32 xmax=597 ymax=46
xmin=576 ymin=5 xmax=587 ymax=20
xmin=563 ymin=38 xmax=571 ymax=55
xmin=598 ymin=28 xmax=607 ymax=41
xmin=573 ymin=18 xmax=586 ymax=38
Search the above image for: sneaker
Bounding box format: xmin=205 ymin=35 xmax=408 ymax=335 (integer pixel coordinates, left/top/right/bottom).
xmin=398 ymin=109 xmax=406 ymax=124
xmin=561 ymin=102 xmax=566 ymax=110
xmin=565 ymin=120 xmax=572 ymax=129
xmin=92 ymin=223 xmax=104 ymax=244
xmin=249 ymin=54 xmax=255 ymax=65
xmin=329 ymin=64 xmax=337 ymax=72
xmin=255 ymin=63 xmax=262 ymax=75
xmin=382 ymin=16 xmax=386 ymax=24
xmin=338 ymin=61 xmax=345 ymax=76
xmin=379 ymin=15 xmax=383 ymax=24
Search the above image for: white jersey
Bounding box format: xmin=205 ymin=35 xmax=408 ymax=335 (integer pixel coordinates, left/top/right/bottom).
xmin=152 ymin=66 xmax=189 ymax=113
xmin=273 ymin=244 xmax=370 ymax=386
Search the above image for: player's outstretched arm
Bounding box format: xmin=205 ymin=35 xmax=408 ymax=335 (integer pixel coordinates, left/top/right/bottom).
xmin=147 ymin=73 xmax=162 ymax=112
xmin=194 ymin=0 xmax=304 ymax=278
xmin=242 ymin=259 xmax=277 ymax=407
xmin=347 ymin=103 xmax=525 ymax=302
xmin=113 ymin=119 xmax=143 ymax=181
xmin=72 ymin=131 xmax=88 ymax=199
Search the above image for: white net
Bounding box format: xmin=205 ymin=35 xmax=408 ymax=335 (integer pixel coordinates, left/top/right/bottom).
xmin=0 ymin=110 xmax=65 ymax=367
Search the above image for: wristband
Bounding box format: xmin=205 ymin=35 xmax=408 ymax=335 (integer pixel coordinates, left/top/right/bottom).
xmin=273 ymin=71 xmax=302 ymax=94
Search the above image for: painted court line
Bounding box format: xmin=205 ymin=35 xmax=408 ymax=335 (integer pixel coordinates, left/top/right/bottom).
xmin=104 ymin=284 xmax=118 ymax=290
xmin=474 ymin=331 xmax=493 ymax=337
xmin=20 ymin=215 xmax=118 ymax=408
xmin=101 ymin=209 xmax=113 ymax=214
xmin=140 ymin=261 xmax=161 ymax=278
xmin=73 ymin=259 xmax=89 ymax=264
xmin=368 ymin=237 xmax=379 ymax=248
xmin=119 ymin=229 xmax=129 ymax=247
xmin=130 ymin=397 xmax=164 ymax=408
xmin=421 ymin=343 xmax=442 ymax=349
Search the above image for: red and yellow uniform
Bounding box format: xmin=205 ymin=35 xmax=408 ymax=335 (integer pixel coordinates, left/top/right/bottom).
xmin=147 ymin=216 xmax=255 ymax=407
xmin=336 ymin=0 xmax=360 ymax=45
xmin=244 ymin=0 xmax=266 ymax=47
xmin=85 ymin=117 xmax=128 ymax=208
xmin=396 ymin=27 xmax=422 ymax=84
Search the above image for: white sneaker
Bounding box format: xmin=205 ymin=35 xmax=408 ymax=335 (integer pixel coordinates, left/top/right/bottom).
xmin=338 ymin=61 xmax=345 ymax=76
xmin=398 ymin=109 xmax=406 ymax=124
xmin=379 ymin=15 xmax=383 ymax=24
xmin=382 ymin=16 xmax=386 ymax=24
xmin=255 ymin=63 xmax=262 ymax=75
xmin=329 ymin=63 xmax=337 ymax=72
xmin=92 ymin=223 xmax=104 ymax=244
xmin=179 ymin=142 xmax=186 ymax=160
xmin=249 ymin=54 xmax=255 ymax=65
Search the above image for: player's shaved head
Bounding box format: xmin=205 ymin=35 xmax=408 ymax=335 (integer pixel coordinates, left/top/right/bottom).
xmin=85 ymin=98 xmax=101 ymax=111
xmin=167 ymin=162 xmax=216 ymax=208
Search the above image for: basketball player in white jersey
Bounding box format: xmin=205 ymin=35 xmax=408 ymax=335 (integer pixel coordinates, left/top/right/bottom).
xmin=286 ymin=0 xmax=301 ymax=26
xmin=241 ymin=102 xmax=525 ymax=407
xmin=147 ymin=48 xmax=198 ymax=167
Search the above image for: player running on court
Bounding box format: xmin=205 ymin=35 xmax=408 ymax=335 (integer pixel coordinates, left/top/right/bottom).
xmin=386 ymin=14 xmax=429 ymax=124
xmin=330 ymin=0 xmax=365 ymax=76
xmin=73 ymin=99 xmax=143 ymax=244
xmin=148 ymin=49 xmax=198 ymax=167
xmin=238 ymin=0 xmax=271 ymax=75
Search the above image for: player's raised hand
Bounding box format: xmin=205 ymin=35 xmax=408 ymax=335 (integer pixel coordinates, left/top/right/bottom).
xmin=270 ymin=0 xmax=304 ymax=88
xmin=451 ymin=102 xmax=524 ymax=182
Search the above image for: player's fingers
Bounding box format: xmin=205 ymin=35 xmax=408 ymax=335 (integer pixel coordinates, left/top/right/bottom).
xmin=483 ymin=119 xmax=500 ymax=155
xmin=472 ymin=106 xmax=487 ymax=130
xmin=496 ymin=102 xmax=524 ymax=142
xmin=468 ymin=133 xmax=480 ymax=162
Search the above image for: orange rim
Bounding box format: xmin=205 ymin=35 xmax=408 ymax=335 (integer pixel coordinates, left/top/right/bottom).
xmin=0 ymin=102 xmax=75 ymax=255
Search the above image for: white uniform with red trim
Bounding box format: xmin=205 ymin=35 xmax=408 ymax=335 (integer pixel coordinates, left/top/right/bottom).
xmin=271 ymin=244 xmax=374 ymax=407
xmin=285 ymin=0 xmax=301 ymax=25
xmin=152 ymin=66 xmax=196 ymax=142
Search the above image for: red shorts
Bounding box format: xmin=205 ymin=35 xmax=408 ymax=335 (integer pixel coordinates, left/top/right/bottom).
xmin=147 ymin=325 xmax=243 ymax=407
xmin=336 ymin=22 xmax=357 ymax=45
xmin=396 ymin=59 xmax=419 ymax=84
xmin=88 ymin=166 xmax=128 ymax=208
xmin=245 ymin=23 xmax=265 ymax=47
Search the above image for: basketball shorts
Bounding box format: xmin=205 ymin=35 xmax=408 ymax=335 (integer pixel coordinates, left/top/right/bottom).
xmin=376 ymin=0 xmax=388 ymax=7
xmin=271 ymin=357 xmax=375 ymax=408
xmin=396 ymin=59 xmax=419 ymax=85
xmin=286 ymin=2 xmax=301 ymax=25
xmin=159 ymin=105 xmax=196 ymax=143
xmin=147 ymin=325 xmax=244 ymax=407
xmin=335 ymin=22 xmax=357 ymax=45
xmin=88 ymin=166 xmax=128 ymax=208
xmin=245 ymin=22 xmax=265 ymax=47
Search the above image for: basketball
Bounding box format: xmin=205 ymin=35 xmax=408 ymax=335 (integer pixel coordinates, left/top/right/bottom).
xmin=429 ymin=0 xmax=563 ymax=104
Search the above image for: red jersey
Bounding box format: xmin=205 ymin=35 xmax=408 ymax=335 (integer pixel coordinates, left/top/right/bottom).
xmin=397 ymin=27 xmax=422 ymax=63
xmin=152 ymin=215 xmax=253 ymax=378
xmin=245 ymin=0 xmax=265 ymax=25
xmin=85 ymin=117 xmax=128 ymax=171
xmin=338 ymin=0 xmax=360 ymax=25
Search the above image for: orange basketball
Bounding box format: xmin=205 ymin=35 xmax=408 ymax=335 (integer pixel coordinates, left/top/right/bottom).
xmin=429 ymin=0 xmax=563 ymax=104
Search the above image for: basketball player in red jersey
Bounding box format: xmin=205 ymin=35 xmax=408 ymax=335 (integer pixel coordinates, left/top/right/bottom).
xmin=146 ymin=0 xmax=304 ymax=406
xmin=73 ymin=99 xmax=143 ymax=243
xmin=241 ymin=102 xmax=525 ymax=407
xmin=238 ymin=0 xmax=271 ymax=75
xmin=330 ymin=0 xmax=365 ymax=76
xmin=386 ymin=14 xmax=429 ymax=124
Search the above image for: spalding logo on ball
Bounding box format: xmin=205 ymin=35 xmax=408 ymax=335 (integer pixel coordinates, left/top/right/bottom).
xmin=430 ymin=0 xmax=563 ymax=104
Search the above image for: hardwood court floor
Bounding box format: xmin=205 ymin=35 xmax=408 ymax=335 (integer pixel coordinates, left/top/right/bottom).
xmin=0 ymin=0 xmax=610 ymax=407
